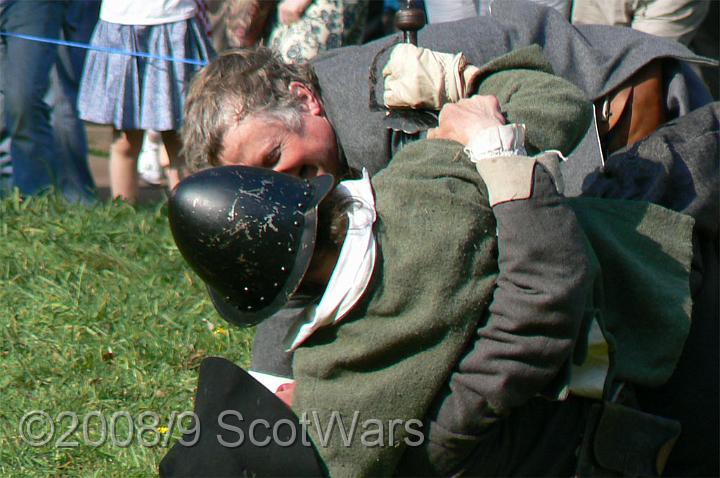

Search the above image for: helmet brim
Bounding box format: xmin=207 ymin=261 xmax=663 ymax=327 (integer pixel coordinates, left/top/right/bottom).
xmin=207 ymin=174 xmax=335 ymax=327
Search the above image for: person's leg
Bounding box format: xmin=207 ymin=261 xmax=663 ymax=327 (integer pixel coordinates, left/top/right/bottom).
xmin=571 ymin=0 xmax=632 ymax=26
xmin=159 ymin=130 xmax=184 ymax=190
xmin=46 ymin=0 xmax=100 ymax=203
xmin=424 ymin=0 xmax=477 ymax=24
xmin=526 ymin=0 xmax=571 ymax=19
xmin=1 ymin=0 xmax=64 ymax=196
xmin=632 ymin=0 xmax=710 ymax=45
xmin=137 ymin=130 xmax=163 ymax=185
xmin=0 ymin=21 xmax=10 ymax=196
xmin=110 ymin=129 xmax=143 ymax=203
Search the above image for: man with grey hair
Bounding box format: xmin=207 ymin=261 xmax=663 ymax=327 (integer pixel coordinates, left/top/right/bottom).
xmin=169 ymin=92 xmax=719 ymax=477
xmin=179 ymin=3 xmax=718 ymax=474
xmin=181 ymin=3 xmax=716 ymax=380
xmin=182 ymin=40 xmax=601 ymax=384
xmin=183 ymin=47 xmax=337 ymax=178
xmin=182 ymin=0 xmax=713 ymax=181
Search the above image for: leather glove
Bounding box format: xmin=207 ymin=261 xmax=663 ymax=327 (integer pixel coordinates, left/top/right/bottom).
xmin=383 ymin=43 xmax=481 ymax=110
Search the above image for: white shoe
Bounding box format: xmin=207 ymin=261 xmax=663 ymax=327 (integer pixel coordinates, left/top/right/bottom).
xmin=138 ymin=134 xmax=163 ymax=185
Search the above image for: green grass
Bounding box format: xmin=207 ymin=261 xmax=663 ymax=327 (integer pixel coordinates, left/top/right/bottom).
xmin=87 ymin=148 xmax=109 ymax=159
xmin=0 ymin=192 xmax=254 ymax=477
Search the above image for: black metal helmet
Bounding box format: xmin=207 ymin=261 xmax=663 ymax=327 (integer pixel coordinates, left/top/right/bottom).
xmin=168 ymin=166 xmax=334 ymax=327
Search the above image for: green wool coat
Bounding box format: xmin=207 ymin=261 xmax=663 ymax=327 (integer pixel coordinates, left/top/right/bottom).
xmin=290 ymin=43 xmax=691 ymax=478
xmin=473 ymin=44 xmax=593 ymax=156
xmin=292 ymin=140 xmax=499 ymax=477
xmin=291 ymin=141 xmax=694 ymax=477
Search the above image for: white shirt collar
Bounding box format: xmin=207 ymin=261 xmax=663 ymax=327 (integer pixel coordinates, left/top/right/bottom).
xmin=286 ymin=169 xmax=377 ymax=351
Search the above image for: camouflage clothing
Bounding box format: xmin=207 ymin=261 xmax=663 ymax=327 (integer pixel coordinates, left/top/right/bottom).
xmin=268 ymin=0 xmax=367 ymax=63
xmin=220 ymin=0 xmax=367 ymax=63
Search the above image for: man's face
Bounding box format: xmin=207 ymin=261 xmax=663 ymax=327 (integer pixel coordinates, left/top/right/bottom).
xmin=219 ymin=113 xmax=340 ymax=179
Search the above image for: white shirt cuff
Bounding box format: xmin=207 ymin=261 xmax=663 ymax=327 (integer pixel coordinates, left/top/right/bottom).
xmin=464 ymin=123 xmax=527 ymax=162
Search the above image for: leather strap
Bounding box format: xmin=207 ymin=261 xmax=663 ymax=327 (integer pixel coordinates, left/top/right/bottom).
xmin=576 ymin=402 xmax=681 ymax=477
xmin=597 ymin=86 xmax=633 ymax=135
xmin=595 ymin=60 xmax=666 ymax=154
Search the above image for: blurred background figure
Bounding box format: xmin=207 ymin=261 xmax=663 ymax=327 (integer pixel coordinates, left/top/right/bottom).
xmin=361 ymin=0 xmax=389 ymax=42
xmin=0 ymin=0 xmax=100 ymax=203
xmin=485 ymin=0 xmax=570 ymax=19
xmin=688 ymin=1 xmax=718 ymax=100
xmin=425 ymin=0 xmax=478 ymax=23
xmin=0 ymin=87 xmax=9 ymax=196
xmin=210 ymin=0 xmax=368 ymax=63
xmin=425 ymin=0 xmax=571 ymax=22
xmin=137 ymin=0 xmax=214 ymax=188
xmin=525 ymin=0 xmax=571 ymax=18
xmin=571 ymin=0 xmax=710 ymax=45
xmin=571 ymin=0 xmax=717 ymax=99
xmin=136 ymin=129 xmax=165 ymax=186
xmin=78 ymin=0 xmax=214 ymax=203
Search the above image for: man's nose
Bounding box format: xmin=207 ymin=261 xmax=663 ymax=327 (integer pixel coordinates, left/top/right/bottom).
xmin=273 ymin=159 xmax=301 ymax=176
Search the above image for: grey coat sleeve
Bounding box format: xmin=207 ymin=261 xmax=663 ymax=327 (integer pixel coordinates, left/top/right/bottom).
xmin=413 ymin=163 xmax=594 ymax=475
xmin=250 ymin=300 xmax=308 ymax=378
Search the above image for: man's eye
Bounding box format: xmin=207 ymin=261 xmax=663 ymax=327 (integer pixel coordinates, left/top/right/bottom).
xmin=266 ymin=147 xmax=281 ymax=166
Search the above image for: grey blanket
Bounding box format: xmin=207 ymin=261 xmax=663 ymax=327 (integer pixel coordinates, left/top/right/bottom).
xmin=312 ymin=0 xmax=715 ymax=182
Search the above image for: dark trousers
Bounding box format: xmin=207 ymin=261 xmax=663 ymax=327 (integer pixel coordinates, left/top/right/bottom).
xmin=0 ymin=0 xmax=99 ymax=202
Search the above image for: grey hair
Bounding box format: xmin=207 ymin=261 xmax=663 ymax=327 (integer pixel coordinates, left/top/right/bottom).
xmin=182 ymin=47 xmax=322 ymax=172
xmin=253 ymin=107 xmax=303 ymax=133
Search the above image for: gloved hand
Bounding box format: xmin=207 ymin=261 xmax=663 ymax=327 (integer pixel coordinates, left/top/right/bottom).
xmin=383 ymin=43 xmax=481 ymax=110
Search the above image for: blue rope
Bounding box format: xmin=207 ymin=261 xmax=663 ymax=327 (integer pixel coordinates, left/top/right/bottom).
xmin=0 ymin=31 xmax=209 ymax=66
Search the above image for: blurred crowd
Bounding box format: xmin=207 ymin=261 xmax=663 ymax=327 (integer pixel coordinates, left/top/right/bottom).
xmin=0 ymin=0 xmax=716 ymax=204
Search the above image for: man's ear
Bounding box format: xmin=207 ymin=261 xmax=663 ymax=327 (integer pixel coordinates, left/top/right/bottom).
xmin=289 ymin=81 xmax=323 ymax=116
